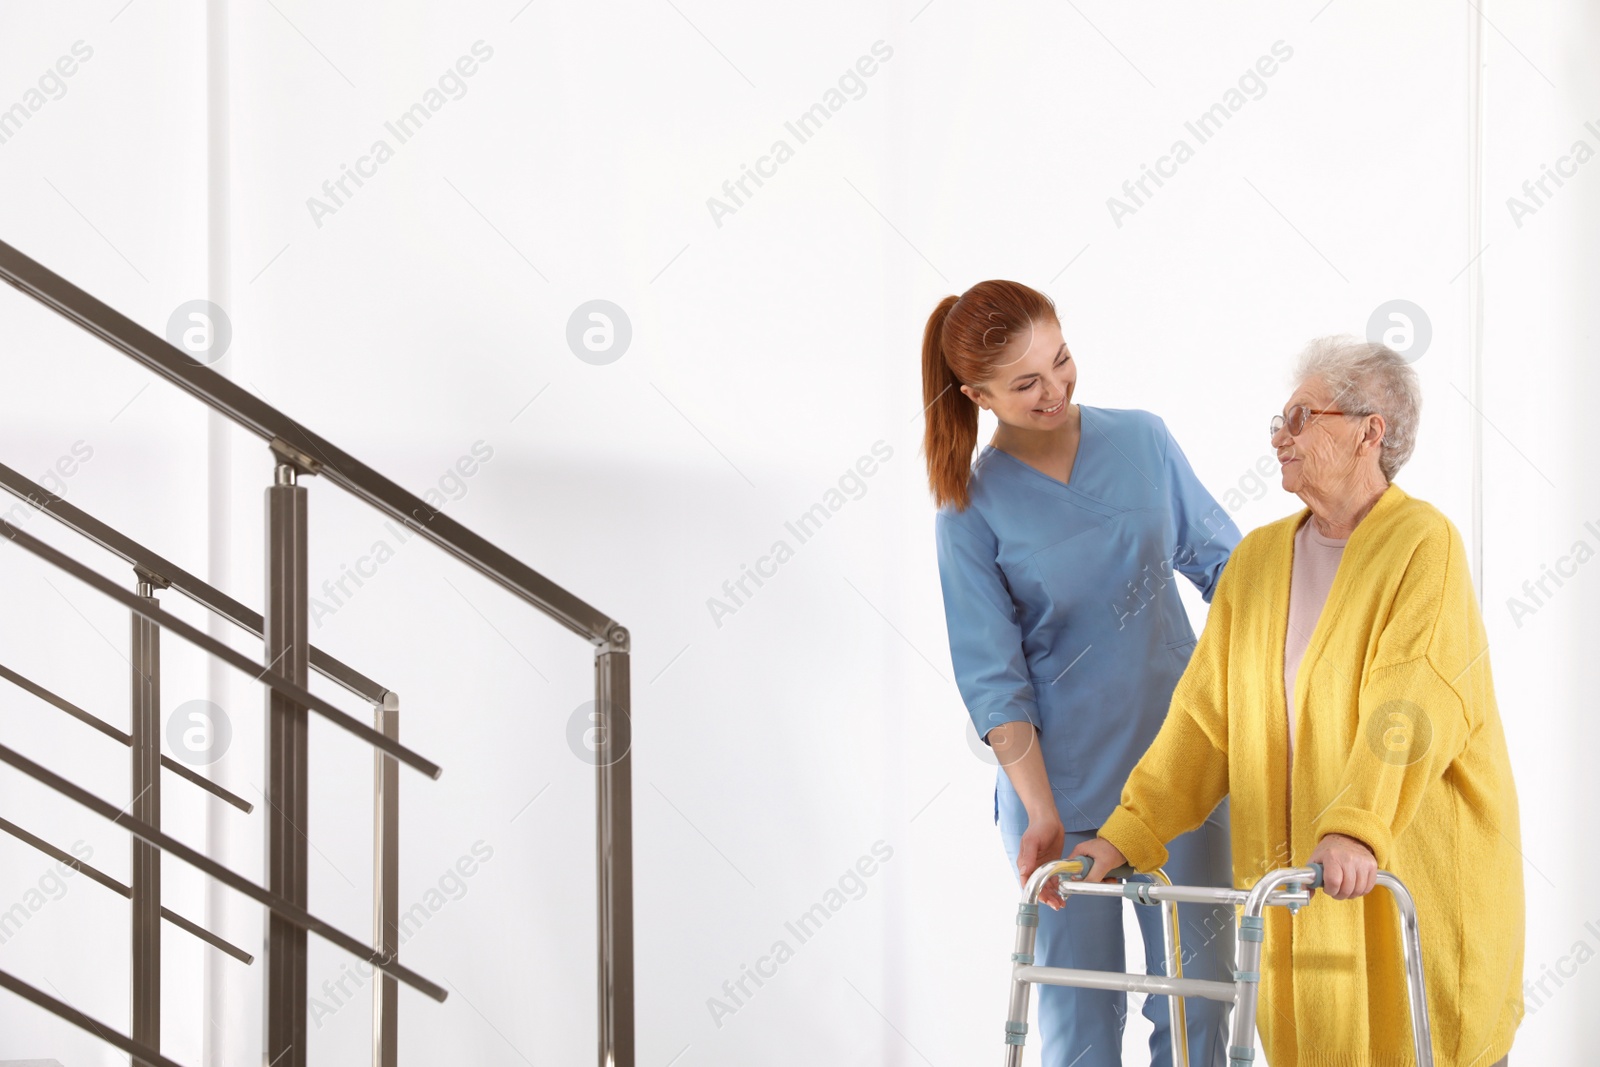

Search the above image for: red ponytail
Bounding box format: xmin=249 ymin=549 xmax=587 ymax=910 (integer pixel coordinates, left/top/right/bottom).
xmin=920 ymin=281 xmax=1058 ymax=510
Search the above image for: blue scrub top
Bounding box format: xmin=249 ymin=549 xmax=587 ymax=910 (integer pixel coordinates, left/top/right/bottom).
xmin=934 ymin=405 xmax=1240 ymax=832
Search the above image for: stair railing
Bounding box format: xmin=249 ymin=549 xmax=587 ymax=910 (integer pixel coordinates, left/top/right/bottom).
xmin=0 ymin=237 xmax=634 ymax=1067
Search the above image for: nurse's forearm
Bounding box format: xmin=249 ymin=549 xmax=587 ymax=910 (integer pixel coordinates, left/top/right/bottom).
xmin=988 ymin=721 xmax=1057 ymax=818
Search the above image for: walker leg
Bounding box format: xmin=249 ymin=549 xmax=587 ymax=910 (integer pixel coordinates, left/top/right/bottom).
xmin=1377 ymin=873 xmax=1435 ymax=1067
xmin=1003 ymin=900 xmax=1040 ymax=1066
xmin=1150 ymin=871 xmax=1190 ymax=1067
xmin=1226 ymin=912 xmax=1263 ymax=1067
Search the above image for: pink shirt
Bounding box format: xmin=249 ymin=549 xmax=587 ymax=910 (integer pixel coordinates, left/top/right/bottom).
xmin=1284 ymin=514 xmax=1349 ymax=780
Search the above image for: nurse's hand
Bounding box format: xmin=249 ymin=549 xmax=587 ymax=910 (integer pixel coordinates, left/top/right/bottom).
xmin=1065 ymin=837 xmax=1127 ymax=886
xmin=1308 ymin=833 xmax=1377 ymax=899
xmin=1016 ymin=812 xmax=1067 ymax=909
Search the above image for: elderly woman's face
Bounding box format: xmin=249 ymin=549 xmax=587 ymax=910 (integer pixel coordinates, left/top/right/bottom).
xmin=1273 ymin=375 xmax=1369 ymax=497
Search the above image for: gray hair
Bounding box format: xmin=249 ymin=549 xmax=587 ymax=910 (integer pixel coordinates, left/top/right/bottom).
xmin=1291 ymin=335 xmax=1422 ymax=482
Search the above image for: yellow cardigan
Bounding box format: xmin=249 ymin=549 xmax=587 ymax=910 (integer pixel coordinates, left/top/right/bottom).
xmin=1100 ymin=482 xmax=1524 ymax=1067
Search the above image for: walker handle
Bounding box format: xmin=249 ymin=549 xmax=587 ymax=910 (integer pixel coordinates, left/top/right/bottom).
xmin=1061 ymin=857 xmax=1140 ymax=882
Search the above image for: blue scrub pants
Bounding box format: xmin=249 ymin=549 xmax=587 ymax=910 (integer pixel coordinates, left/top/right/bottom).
xmin=1000 ymin=799 xmax=1235 ymax=1067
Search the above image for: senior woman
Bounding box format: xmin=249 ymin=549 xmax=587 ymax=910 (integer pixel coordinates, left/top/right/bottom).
xmin=1069 ymin=336 xmax=1524 ymax=1067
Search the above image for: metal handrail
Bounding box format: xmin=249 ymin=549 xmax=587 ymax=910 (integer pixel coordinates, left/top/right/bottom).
xmin=0 ymin=660 xmax=253 ymax=813
xmin=0 ymin=814 xmax=253 ymax=964
xmin=0 ymin=238 xmax=622 ymax=650
xmin=0 ymin=740 xmax=446 ymax=1002
xmin=0 ymin=236 xmax=635 ymax=1066
xmin=0 ymin=968 xmax=187 ymax=1067
xmin=0 ymin=512 xmax=441 ymax=1062
xmin=0 ymin=517 xmax=440 ymax=778
xmin=0 ymin=459 xmax=388 ymax=705
xmin=0 ymin=433 xmax=421 ymax=1061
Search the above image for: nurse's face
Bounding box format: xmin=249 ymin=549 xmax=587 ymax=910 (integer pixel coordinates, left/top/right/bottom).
xmin=959 ymin=318 xmax=1077 ymax=429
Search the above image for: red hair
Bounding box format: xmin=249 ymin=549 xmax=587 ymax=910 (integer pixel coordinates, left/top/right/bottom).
xmin=920 ymin=280 xmax=1058 ymax=511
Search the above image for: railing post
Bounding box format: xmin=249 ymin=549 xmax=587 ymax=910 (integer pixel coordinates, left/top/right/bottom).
xmin=594 ymin=627 xmax=634 ymax=1067
xmin=372 ymin=691 xmax=400 ymax=1067
xmin=265 ymin=456 xmax=310 ymax=1067
xmin=131 ymin=572 xmax=162 ymax=1065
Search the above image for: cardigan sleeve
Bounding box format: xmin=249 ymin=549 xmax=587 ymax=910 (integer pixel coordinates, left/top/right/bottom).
xmin=1158 ymin=416 xmax=1240 ymax=605
xmin=1098 ymin=540 xmax=1237 ymax=870
xmin=1310 ymin=522 xmax=1476 ymax=869
xmin=933 ymin=509 xmax=1041 ymax=745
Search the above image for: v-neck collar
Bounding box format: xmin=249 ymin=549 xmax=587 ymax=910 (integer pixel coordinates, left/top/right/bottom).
xmin=1282 ymin=480 xmax=1407 ymax=671
xmin=979 ymin=405 xmax=1100 ymax=503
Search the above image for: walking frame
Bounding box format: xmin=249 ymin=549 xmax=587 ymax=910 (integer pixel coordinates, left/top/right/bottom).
xmin=1001 ymin=858 xmax=1435 ymax=1067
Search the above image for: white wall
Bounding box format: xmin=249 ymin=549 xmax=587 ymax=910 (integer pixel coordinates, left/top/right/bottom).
xmin=1477 ymin=1 xmax=1600 ymax=1058
xmin=0 ymin=1 xmax=1593 ymax=1064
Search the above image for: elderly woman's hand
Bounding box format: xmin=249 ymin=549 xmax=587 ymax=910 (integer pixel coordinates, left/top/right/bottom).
xmin=1308 ymin=833 xmax=1377 ymax=899
xmin=1064 ymin=837 xmax=1127 ymax=887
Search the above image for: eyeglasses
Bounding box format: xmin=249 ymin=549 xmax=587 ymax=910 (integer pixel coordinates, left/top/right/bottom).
xmin=1270 ymin=404 xmax=1358 ymax=438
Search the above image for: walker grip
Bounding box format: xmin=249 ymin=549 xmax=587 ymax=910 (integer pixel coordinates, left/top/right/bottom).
xmin=1062 ymin=858 xmax=1140 ymax=882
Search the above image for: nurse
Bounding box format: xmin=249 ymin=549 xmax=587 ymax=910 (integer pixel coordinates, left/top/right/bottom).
xmin=923 ymin=280 xmax=1238 ymax=1067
